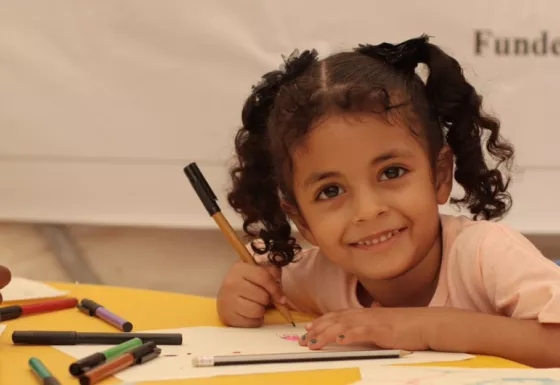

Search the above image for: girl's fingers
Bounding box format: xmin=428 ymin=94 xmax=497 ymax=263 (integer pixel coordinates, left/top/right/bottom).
xmin=306 ymin=310 xmax=361 ymax=332
xmin=298 ymin=332 xmax=308 ymax=346
xmin=304 ymin=313 xmax=343 ymax=342
xmin=231 ymin=311 xmax=264 ymax=328
xmin=305 ymin=312 xmax=338 ymax=330
xmin=302 ymin=324 xmax=375 ymax=349
xmin=237 ymin=279 xmax=270 ymax=307
xmin=264 ymin=265 xmax=282 ymax=282
xmin=235 ymin=296 xmax=266 ymax=319
xmin=239 ymin=263 xmax=285 ymax=304
xmin=307 ymin=322 xmax=346 ymax=350
xmin=300 ymin=310 xmax=377 ymax=349
xmin=335 ymin=325 xmax=370 ymax=345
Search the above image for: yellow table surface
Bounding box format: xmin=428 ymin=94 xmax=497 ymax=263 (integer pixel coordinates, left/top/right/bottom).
xmin=0 ymin=282 xmax=527 ymax=385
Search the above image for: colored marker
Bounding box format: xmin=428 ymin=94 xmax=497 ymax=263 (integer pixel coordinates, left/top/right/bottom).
xmin=69 ymin=337 xmax=143 ymax=376
xmin=78 ymin=298 xmax=133 ymax=332
xmin=12 ymin=331 xmax=183 ymax=345
xmin=78 ymin=341 xmax=161 ymax=385
xmin=29 ymin=357 xmax=61 ymax=385
xmin=0 ymin=297 xmax=78 ymax=321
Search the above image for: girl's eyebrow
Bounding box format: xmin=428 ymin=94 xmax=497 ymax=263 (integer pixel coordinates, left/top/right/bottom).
xmin=303 ymin=171 xmax=341 ymax=189
xmin=370 ymin=148 xmax=415 ymax=165
xmin=302 ymin=148 xmax=415 ymax=188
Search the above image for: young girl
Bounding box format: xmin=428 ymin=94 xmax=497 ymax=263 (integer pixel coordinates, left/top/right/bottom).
xmin=217 ymin=35 xmax=560 ymax=368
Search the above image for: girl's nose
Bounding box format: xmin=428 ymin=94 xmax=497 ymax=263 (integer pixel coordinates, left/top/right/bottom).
xmin=351 ymin=188 xmax=389 ymax=224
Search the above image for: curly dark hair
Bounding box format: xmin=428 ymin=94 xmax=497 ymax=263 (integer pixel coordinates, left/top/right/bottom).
xmin=227 ymin=36 xmax=515 ymax=267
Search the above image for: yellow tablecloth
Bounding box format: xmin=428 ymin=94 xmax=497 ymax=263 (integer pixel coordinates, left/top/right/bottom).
xmin=0 ymin=282 xmax=526 ymax=385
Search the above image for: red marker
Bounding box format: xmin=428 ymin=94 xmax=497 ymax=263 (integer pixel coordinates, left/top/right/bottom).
xmin=0 ymin=297 xmax=78 ymax=321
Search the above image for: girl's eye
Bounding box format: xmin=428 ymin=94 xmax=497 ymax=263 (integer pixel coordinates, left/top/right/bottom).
xmin=380 ymin=166 xmax=407 ymax=181
xmin=316 ymin=185 xmax=345 ymax=200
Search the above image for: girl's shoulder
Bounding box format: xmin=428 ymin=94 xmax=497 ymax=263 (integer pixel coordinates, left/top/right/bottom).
xmin=441 ymin=214 xmax=552 ymax=277
xmin=441 ymin=214 xmax=542 ymax=257
xmin=440 ymin=215 xmax=560 ymax=321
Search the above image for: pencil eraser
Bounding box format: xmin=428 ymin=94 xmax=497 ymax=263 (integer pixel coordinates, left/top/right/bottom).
xmin=192 ymin=356 xmax=214 ymax=367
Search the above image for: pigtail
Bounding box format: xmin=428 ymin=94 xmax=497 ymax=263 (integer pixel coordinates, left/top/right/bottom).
xmin=422 ymin=43 xmax=514 ymax=220
xmin=356 ymin=36 xmax=515 ymax=220
xmin=227 ymin=50 xmax=317 ymax=266
xmin=228 ymin=96 xmax=297 ymax=267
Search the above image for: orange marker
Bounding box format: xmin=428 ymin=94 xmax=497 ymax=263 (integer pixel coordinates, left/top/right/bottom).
xmin=78 ymin=341 xmax=161 ymax=385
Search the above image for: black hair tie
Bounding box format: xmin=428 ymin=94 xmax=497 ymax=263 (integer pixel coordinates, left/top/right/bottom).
xmin=355 ymin=34 xmax=430 ymax=73
xmin=242 ymin=49 xmax=318 ymax=135
xmin=252 ymin=49 xmax=318 ymax=107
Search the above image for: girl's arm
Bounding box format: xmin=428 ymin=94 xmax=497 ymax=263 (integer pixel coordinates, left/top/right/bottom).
xmin=427 ymin=308 xmax=560 ymax=368
xmin=432 ymin=223 xmax=560 ymax=367
xmin=302 ymin=223 xmax=560 ymax=366
xmin=301 ymin=306 xmax=560 ymax=368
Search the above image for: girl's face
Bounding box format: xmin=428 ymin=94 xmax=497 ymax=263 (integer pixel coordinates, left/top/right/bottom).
xmin=289 ymin=114 xmax=452 ymax=282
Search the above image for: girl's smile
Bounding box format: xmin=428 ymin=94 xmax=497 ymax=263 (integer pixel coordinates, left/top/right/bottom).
xmin=348 ymin=227 xmax=407 ymax=251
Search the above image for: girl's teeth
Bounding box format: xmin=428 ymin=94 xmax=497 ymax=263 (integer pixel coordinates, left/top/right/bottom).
xmin=356 ymin=229 xmax=401 ymax=247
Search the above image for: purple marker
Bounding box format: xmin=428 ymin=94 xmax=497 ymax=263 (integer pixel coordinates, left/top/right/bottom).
xmin=78 ymin=299 xmax=133 ymax=332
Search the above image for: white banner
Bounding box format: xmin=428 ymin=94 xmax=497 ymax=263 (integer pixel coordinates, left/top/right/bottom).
xmin=0 ymin=0 xmax=558 ymax=232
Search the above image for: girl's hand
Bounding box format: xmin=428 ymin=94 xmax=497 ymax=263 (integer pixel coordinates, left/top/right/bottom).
xmin=216 ymin=261 xmax=286 ymax=328
xmin=0 ymin=265 xmax=12 ymax=303
xmin=299 ymin=307 xmax=441 ymax=351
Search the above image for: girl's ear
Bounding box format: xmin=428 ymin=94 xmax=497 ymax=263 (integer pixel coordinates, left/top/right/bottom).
xmin=435 ymin=145 xmax=454 ymax=205
xmin=280 ymin=199 xmax=318 ymax=246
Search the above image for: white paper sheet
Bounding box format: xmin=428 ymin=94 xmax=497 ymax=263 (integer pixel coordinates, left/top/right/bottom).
xmin=0 ymin=324 xmax=6 ymax=336
xmin=55 ymin=324 xmax=474 ymax=381
xmin=354 ymin=366 xmax=560 ymax=385
xmin=0 ymin=277 xmax=68 ymax=302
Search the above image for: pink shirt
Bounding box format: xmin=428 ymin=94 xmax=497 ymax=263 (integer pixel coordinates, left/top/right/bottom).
xmin=255 ymin=215 xmax=560 ymax=323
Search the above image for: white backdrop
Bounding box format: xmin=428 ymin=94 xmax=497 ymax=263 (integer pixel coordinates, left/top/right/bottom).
xmin=0 ymin=1 xmax=559 ymax=233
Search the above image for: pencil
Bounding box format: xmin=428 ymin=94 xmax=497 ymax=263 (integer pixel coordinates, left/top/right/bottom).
xmin=192 ymin=349 xmax=411 ymax=367
xmin=184 ymin=162 xmax=295 ymax=327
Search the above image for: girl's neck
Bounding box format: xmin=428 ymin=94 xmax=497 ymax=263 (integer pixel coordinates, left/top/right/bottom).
xmin=356 ymin=231 xmax=443 ymax=308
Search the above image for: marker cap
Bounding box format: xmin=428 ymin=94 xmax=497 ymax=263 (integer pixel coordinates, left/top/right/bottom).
xmin=0 ymin=306 xmax=22 ymax=321
xmin=184 ymin=163 xmax=220 ymax=215
xmin=130 ymin=341 xmax=157 ymax=362
xmin=79 ymin=299 xmax=102 ymax=316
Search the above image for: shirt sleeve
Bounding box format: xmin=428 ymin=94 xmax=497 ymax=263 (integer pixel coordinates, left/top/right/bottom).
xmin=456 ymin=223 xmax=560 ymax=323
xmin=281 ymin=250 xmax=324 ymax=315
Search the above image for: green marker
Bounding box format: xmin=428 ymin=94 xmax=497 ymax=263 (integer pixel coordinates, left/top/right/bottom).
xmin=29 ymin=357 xmax=61 ymax=385
xmin=68 ymin=337 xmax=143 ymax=376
